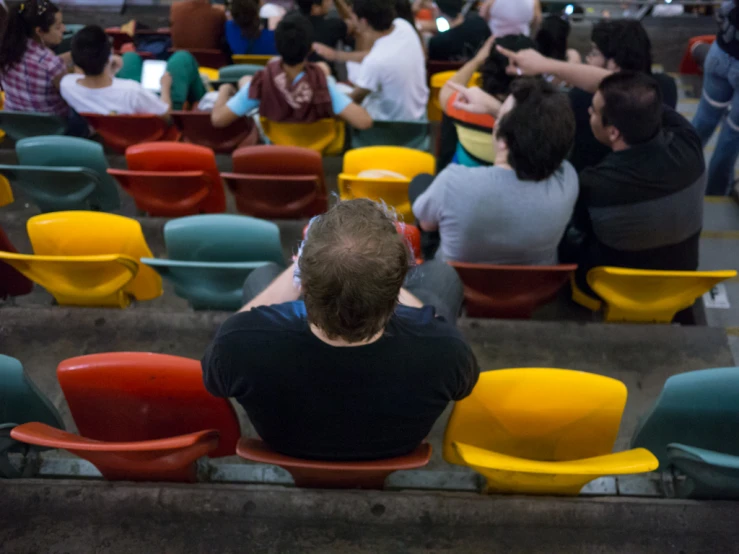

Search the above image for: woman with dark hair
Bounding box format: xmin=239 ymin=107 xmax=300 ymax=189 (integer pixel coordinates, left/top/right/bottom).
xmin=535 ymin=15 xmax=580 ymax=64
xmin=225 ymin=0 xmax=281 ymax=55
xmin=0 ymin=0 xmax=71 ymax=116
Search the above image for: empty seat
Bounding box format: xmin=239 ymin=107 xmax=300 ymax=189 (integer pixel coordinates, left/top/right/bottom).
xmin=81 ymin=113 xmax=181 ymax=153
xmin=170 ymin=111 xmax=258 ymax=153
xmin=107 ymin=142 xmax=226 ymax=215
xmin=0 ymin=225 xmax=33 ymax=300
xmin=449 ymin=263 xmax=577 ymax=318
xmin=0 ymin=111 xmax=66 ymax=141
xmin=237 ymin=438 xmax=432 ymax=489
xmin=631 ymin=367 xmax=739 ymax=498
xmin=231 ymin=54 xmax=274 ymax=66
xmin=0 ymin=165 xmax=102 ymax=213
xmin=261 ymin=117 xmax=345 ymax=155
xmin=443 ymin=368 xmax=658 ymax=495
xmin=222 ymin=145 xmax=327 ymax=218
xmin=338 ymin=146 xmax=436 ymax=223
xmin=352 ymin=120 xmax=430 ymax=150
xmin=142 ymin=214 xmax=284 ymax=310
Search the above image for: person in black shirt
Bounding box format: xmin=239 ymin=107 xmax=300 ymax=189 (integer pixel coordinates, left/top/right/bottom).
xmin=298 ymin=0 xmax=353 ymax=69
xmin=569 ymin=19 xmax=678 ymax=173
xmin=201 ymin=199 xmax=479 ymax=461
xmin=427 ymin=0 xmax=491 ymax=62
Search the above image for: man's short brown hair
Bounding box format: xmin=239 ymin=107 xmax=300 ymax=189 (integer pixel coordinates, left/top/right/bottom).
xmin=298 ymin=199 xmax=410 ymax=343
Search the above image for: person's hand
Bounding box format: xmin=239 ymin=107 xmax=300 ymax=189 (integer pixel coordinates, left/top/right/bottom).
xmin=219 ymin=83 xmax=237 ymax=97
xmin=109 ymin=54 xmax=124 ymax=75
xmin=237 ymin=74 xmax=252 ymax=89
xmin=449 ymin=13 xmax=465 ymax=28
xmin=473 ymin=35 xmax=496 ymax=64
xmin=160 ymin=72 xmax=173 ymax=91
xmin=447 ymin=82 xmax=495 ymax=114
xmin=312 ymin=42 xmax=338 ymax=61
xmin=496 ymin=46 xmax=550 ymax=76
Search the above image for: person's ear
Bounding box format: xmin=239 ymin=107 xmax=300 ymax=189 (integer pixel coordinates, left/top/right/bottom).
xmin=607 ymin=125 xmax=621 ymax=144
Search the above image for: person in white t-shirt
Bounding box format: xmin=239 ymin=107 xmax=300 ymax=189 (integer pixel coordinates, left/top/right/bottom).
xmin=312 ymin=0 xmax=428 ymax=121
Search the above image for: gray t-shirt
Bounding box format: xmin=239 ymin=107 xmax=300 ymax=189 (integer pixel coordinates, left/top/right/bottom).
xmin=412 ymin=163 xmax=579 ymax=265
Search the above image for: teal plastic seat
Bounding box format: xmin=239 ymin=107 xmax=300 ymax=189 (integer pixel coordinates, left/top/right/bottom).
xmin=0 ymin=111 xmax=66 ymax=141
xmin=16 ymin=136 xmax=121 ymax=212
xmin=142 ymin=214 xmax=285 ymax=310
xmin=631 ymin=367 xmax=739 ymax=498
xmin=218 ymin=64 xmax=264 ymax=81
xmin=0 ymin=355 xmax=64 ymax=478
xmin=352 ymin=120 xmax=430 ymax=150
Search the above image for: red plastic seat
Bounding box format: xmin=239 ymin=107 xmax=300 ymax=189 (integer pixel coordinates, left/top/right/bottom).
xmin=237 ymin=438 xmax=432 ymax=489
xmin=0 ymin=225 xmax=33 ymax=299
xmin=170 ymin=111 xmax=258 ymax=153
xmin=396 ymin=222 xmax=422 ymax=262
xmin=81 ymin=113 xmax=182 ymax=153
xmin=222 ymin=145 xmax=327 ymax=218
xmin=449 ymin=262 xmax=577 ymax=318
xmin=108 ymin=142 xmax=226 ymax=215
xmin=679 ymin=35 xmax=715 ymax=75
xmin=170 ymin=48 xmax=230 ymax=68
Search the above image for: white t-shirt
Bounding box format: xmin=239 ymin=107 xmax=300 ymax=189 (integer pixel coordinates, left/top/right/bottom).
xmin=355 ymin=18 xmax=428 ymax=121
xmin=60 ymin=74 xmax=169 ymax=116
xmin=487 ymin=0 xmax=535 ymax=37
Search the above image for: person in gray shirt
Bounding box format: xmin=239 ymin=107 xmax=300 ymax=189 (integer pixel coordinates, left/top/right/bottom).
xmin=411 ymin=77 xmax=578 ymax=265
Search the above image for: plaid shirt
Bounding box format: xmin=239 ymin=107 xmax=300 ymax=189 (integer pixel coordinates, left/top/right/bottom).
xmin=1 ymin=39 xmax=68 ymax=117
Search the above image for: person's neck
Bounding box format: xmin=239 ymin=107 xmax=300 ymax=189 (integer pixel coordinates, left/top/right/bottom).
xmin=611 ymin=140 xmax=629 ymax=152
xmin=365 ymin=23 xmax=394 ymax=43
xmin=494 ymin=148 xmax=512 ymax=170
xmin=309 ymin=323 xmax=384 ymax=347
xmin=282 ymin=61 xmax=306 ymax=81
xmin=79 ymin=72 xmax=114 ymax=89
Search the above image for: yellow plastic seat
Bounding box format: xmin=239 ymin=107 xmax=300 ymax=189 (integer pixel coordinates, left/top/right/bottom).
xmin=0 ymin=252 xmax=139 ymax=307
xmin=231 ymin=54 xmax=274 ymax=66
xmin=587 ymin=266 xmax=737 ymax=323
xmin=443 ymin=368 xmax=658 ymax=495
xmin=0 ymin=175 xmax=12 ymax=207
xmin=260 ymin=117 xmax=345 ymax=155
xmin=338 ymin=146 xmax=436 ymax=223
xmin=198 ymin=67 xmax=220 ymax=81
xmin=570 ymin=273 xmax=603 ymax=312
xmin=428 ymin=70 xmax=481 ymax=122
xmin=26 ymin=211 xmax=162 ymax=306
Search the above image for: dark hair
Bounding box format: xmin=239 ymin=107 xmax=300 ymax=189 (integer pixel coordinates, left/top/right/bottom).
xmin=70 ymin=25 xmax=111 ymax=76
xmin=394 ymin=0 xmax=415 ymax=26
xmin=535 ymin=15 xmax=570 ymax=61
xmin=598 ymin=71 xmax=662 ymax=145
xmin=592 ymin=19 xmax=652 ymax=73
xmin=496 ymin=77 xmax=575 ymax=181
xmin=480 ymin=34 xmax=535 ymax=97
xmin=435 ymin=0 xmax=463 ymax=18
xmin=275 ymin=12 xmax=313 ymax=65
xmin=298 ymin=199 xmax=409 ymax=343
xmin=296 ymin=0 xmax=322 ymax=15
xmin=231 ymin=0 xmax=261 ymax=39
xmin=0 ymin=0 xmax=60 ymax=72
xmin=354 ymin=0 xmax=396 ymax=31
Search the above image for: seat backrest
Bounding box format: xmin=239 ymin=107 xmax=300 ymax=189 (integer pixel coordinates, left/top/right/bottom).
xmin=57 ymin=352 xmax=241 ymax=457
xmin=218 ymin=63 xmax=264 ymax=80
xmin=443 ymin=368 xmax=628 ymax=465
xmin=164 ymin=214 xmax=284 ymax=265
xmin=17 ymin=136 xmax=120 ymax=212
xmin=260 ymin=118 xmax=345 ymax=154
xmin=170 ymin=112 xmax=256 ymax=153
xmin=0 ymin=225 xmax=33 ymax=299
xmin=0 ymin=164 xmax=102 ymax=213
xmin=351 ymin=120 xmax=429 ymax=150
xmin=27 ymin=211 xmax=162 ymax=301
xmin=631 ymin=367 xmax=739 ymax=466
xmin=0 ymin=175 xmax=13 ymax=207
xmin=0 ymin=111 xmax=66 ymax=141
xmin=0 ymin=355 xmax=64 ymax=428
xmin=233 ymin=145 xmax=325 ymax=179
xmin=125 ymin=142 xmax=226 ymax=213
xmin=81 ymin=114 xmax=174 ymax=153
xmin=231 ymin=54 xmax=274 ymax=66
xmin=342 ymin=146 xmax=435 ymax=177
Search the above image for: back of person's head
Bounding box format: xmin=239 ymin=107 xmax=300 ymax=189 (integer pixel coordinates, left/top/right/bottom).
xmin=353 ymin=0 xmax=396 ymax=31
xmin=0 ymin=0 xmax=60 ymax=72
xmin=394 ymin=0 xmax=415 ymax=25
xmin=275 ymin=12 xmax=313 ymax=65
xmin=591 ymin=19 xmax=652 ymax=73
xmin=495 ymin=77 xmax=575 ymax=181
xmin=480 ymin=34 xmax=536 ymax=97
xmin=298 ymin=199 xmax=410 ymax=344
xmin=70 ymin=25 xmax=111 ymax=77
xmin=597 ymin=71 xmax=662 ymax=146
xmin=231 ymin=0 xmax=261 ymax=39
xmin=297 ymin=0 xmax=322 ymax=15
xmin=435 ymin=0 xmax=462 ymax=18
xmin=535 ymin=15 xmax=570 ymax=61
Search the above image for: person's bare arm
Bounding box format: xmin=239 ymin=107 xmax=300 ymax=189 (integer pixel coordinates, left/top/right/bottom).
xmin=418 ymin=220 xmax=438 ymax=232
xmin=497 ymin=46 xmax=612 ymax=93
xmin=350 ymin=87 xmax=372 ymax=105
xmin=445 ymin=81 xmax=503 ymax=117
xmin=338 ymin=102 xmax=373 ymax=129
xmin=439 ymin=35 xmax=495 ymax=111
xmin=159 ymin=72 xmax=173 ymax=111
xmin=480 ymin=0 xmax=494 ymax=18
xmin=334 ymin=0 xmax=353 ymax=22
xmin=312 ymin=42 xmax=370 ymax=64
xmin=211 ymin=84 xmax=240 ymax=128
xmin=239 ymin=262 xmax=300 ymax=312
xmin=398 ymin=288 xmax=424 ymax=308
xmin=531 ymin=0 xmax=542 ymax=33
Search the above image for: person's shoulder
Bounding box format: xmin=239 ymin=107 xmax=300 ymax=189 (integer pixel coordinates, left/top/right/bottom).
xmin=217 ymin=301 xmax=307 ymax=337
xmin=392 ymin=306 xmax=468 ymax=343
xmin=558 ymin=160 xmax=578 ymax=182
xmin=60 ymin=73 xmax=81 ymax=88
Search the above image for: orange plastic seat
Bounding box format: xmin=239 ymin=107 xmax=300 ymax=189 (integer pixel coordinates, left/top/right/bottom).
xmin=679 ymin=35 xmax=715 ymax=75
xmin=449 ymin=263 xmax=577 ymax=318
xmin=108 ymin=142 xmax=226 ymax=215
xmin=82 ymin=113 xmax=181 ymax=153
xmin=0 ymin=225 xmax=33 ymax=300
xmin=396 ymin=222 xmax=422 ymax=262
xmin=237 ymin=438 xmax=432 ymax=489
xmin=170 ymin=111 xmax=258 ymax=153
xmin=11 ymin=423 xmax=219 ymax=482
xmin=222 ymin=145 xmax=327 ymax=218
xmin=171 ymin=48 xmax=230 ymax=68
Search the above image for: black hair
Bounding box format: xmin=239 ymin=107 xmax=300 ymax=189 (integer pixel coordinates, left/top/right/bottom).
xmin=231 ymin=0 xmax=261 ymax=39
xmin=495 ymin=77 xmax=575 ymax=181
xmin=480 ymin=34 xmax=535 ymax=97
xmin=394 ymin=0 xmax=415 ymax=26
xmin=275 ymin=12 xmax=314 ymax=65
xmin=353 ymin=0 xmax=396 ymax=31
xmin=590 ymin=19 xmax=614 ymax=57
xmin=0 ymin=0 xmax=60 ymax=73
xmin=435 ymin=0 xmax=463 ymax=18
xmin=598 ymin=71 xmax=662 ymax=145
xmin=70 ymin=25 xmax=111 ymax=76
xmin=591 ymin=19 xmax=652 ymax=73
xmin=297 ymin=0 xmax=322 ymax=15
xmin=535 ymin=15 xmax=570 ymax=61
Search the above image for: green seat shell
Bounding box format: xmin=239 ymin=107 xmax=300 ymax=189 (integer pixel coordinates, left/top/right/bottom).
xmin=351 ymin=120 xmax=430 ymax=151
xmin=217 ymin=64 xmax=264 ymax=82
xmin=667 ymin=443 xmax=739 ymax=499
xmin=16 ymin=136 xmax=121 ymax=212
xmin=0 ymin=111 xmax=66 ymax=141
xmin=0 ymin=164 xmax=102 ymax=213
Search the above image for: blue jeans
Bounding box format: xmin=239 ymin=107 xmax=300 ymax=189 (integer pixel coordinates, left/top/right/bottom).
xmin=692 ymin=42 xmax=739 ymax=195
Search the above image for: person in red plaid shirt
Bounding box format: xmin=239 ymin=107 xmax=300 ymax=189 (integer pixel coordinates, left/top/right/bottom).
xmin=0 ymin=0 xmax=73 ymax=117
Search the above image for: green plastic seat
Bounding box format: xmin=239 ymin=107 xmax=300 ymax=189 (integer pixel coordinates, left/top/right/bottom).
xmin=351 ymin=120 xmax=430 ymax=151
xmin=0 ymin=111 xmax=66 ymax=141
xmin=631 ymin=367 xmax=739 ymax=498
xmin=217 ymin=64 xmax=264 ymax=81
xmin=142 ymin=214 xmax=285 ymax=310
xmin=16 ymin=136 xmax=121 ymax=212
xmin=0 ymin=355 xmax=64 ymax=478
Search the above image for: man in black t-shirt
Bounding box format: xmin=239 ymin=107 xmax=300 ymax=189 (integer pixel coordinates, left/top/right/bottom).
xmin=298 ymin=0 xmax=353 ymax=69
xmin=201 ymin=199 xmax=479 ymax=461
